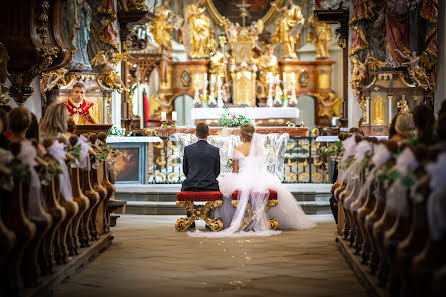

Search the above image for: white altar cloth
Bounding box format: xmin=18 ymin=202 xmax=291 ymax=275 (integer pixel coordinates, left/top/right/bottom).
xmin=191 ymin=107 xmax=299 ymax=120
xmin=107 ymin=136 xmax=163 ymax=143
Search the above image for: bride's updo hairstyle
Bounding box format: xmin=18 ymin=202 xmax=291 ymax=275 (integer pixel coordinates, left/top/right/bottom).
xmin=240 ymin=123 xmax=255 ymax=142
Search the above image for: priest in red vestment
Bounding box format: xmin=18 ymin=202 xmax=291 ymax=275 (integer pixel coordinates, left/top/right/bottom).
xmin=62 ymin=82 xmax=97 ymax=124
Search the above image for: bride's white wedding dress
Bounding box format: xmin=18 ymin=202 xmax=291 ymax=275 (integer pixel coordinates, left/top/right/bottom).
xmin=187 ymin=133 xmax=315 ymax=238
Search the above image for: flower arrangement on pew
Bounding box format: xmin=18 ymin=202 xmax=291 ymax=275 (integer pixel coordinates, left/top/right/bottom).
xmin=94 ymin=142 xmax=121 ymax=167
xmin=40 ymin=160 xmax=63 ymax=186
xmin=218 ymin=109 xmax=252 ymax=127
xmin=319 ymin=141 xmax=343 ymax=162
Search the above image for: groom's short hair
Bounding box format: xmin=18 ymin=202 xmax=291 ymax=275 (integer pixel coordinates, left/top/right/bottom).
xmin=196 ymin=123 xmax=209 ymax=139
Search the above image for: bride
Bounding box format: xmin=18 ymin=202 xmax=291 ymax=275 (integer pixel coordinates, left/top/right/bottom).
xmin=188 ymin=124 xmax=315 ymax=237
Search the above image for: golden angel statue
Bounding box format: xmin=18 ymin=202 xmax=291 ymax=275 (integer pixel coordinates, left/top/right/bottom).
xmin=256 ymin=44 xmax=279 ymax=84
xmin=90 ymin=50 xmax=129 ymax=92
xmin=395 ymin=49 xmax=431 ymax=90
xmin=150 ymin=1 xmax=174 ymax=54
xmin=271 ymin=0 xmax=305 ymax=59
xmin=350 ymin=54 xmax=369 ymax=96
xmin=183 ymin=0 xmax=211 ymax=59
xmin=307 ymin=15 xmax=332 ymax=59
xmin=316 ymin=92 xmax=342 ymax=120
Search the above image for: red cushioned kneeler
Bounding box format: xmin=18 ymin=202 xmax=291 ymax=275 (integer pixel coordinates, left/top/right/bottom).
xmin=231 ymin=190 xmax=278 ymax=200
xmin=176 ymin=191 xmax=223 ymax=201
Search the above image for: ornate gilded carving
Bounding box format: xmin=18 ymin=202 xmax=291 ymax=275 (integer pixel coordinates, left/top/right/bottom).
xmin=231 ymin=199 xmax=279 ymax=230
xmin=0 ymin=42 xmax=10 ymax=104
xmin=203 ymin=0 xmax=284 ymax=29
xmin=371 ymin=95 xmax=386 ymax=125
xmin=175 ymin=200 xmax=224 ymax=231
xmin=397 ymin=96 xmax=410 ymax=113
xmin=37 ymin=1 xmax=50 ymax=45
xmin=90 ymin=50 xmax=129 ymax=92
xmin=118 ymin=0 xmax=147 ymax=11
xmin=311 ymin=92 xmax=342 ymax=123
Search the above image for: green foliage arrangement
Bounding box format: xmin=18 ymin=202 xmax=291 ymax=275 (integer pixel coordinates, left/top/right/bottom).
xmin=218 ymin=109 xmax=252 ymax=127
xmin=319 ymin=141 xmax=343 ymax=161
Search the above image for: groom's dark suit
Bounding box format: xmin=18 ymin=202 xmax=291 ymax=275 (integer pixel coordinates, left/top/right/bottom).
xmin=182 ymin=139 xmax=220 ymax=191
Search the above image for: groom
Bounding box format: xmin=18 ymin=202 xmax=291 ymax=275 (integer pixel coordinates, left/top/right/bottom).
xmin=182 ymin=123 xmax=220 ymax=192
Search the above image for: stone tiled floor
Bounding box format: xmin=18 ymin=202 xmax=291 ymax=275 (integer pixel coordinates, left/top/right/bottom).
xmin=53 ymin=215 xmax=368 ymax=297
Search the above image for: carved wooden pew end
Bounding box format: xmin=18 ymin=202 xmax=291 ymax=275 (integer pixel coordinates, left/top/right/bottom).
xmin=231 ymin=190 xmax=279 ymax=230
xmin=175 ymin=192 xmax=224 ymax=232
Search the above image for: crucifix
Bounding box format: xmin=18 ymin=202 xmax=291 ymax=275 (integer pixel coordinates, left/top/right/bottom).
xmin=236 ymin=0 xmax=251 ymax=27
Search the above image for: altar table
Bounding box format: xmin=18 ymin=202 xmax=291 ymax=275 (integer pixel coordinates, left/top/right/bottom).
xmin=191 ymin=107 xmax=300 ymax=127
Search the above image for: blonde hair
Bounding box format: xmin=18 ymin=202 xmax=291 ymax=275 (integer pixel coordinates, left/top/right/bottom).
xmin=240 ymin=123 xmax=255 ymax=142
xmin=40 ymin=103 xmax=69 ymax=139
xmin=395 ymin=113 xmax=416 ymax=139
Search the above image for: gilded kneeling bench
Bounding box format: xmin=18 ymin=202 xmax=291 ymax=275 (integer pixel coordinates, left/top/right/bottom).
xmin=231 ymin=190 xmax=279 ymax=230
xmin=175 ymin=191 xmax=224 ymax=231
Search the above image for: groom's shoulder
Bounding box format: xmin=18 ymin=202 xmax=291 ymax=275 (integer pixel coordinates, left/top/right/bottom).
xmin=208 ymin=142 xmax=219 ymax=152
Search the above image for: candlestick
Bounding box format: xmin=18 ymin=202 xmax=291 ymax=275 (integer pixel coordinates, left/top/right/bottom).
xmin=172 ymin=111 xmax=177 ymax=121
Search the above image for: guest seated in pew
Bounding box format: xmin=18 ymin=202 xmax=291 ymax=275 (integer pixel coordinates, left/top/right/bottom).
xmin=8 ymin=107 xmax=32 ymax=144
xmin=392 ymin=113 xmax=416 ymax=145
xmin=40 ymin=103 xmax=70 ymax=141
xmin=388 ymin=113 xmax=400 ymax=140
xmin=413 ymin=104 xmax=435 ymax=146
xmin=0 ymin=108 xmax=8 ymax=149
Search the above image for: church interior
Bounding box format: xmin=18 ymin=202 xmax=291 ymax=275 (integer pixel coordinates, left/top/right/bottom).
xmin=0 ymin=0 xmax=445 ymax=296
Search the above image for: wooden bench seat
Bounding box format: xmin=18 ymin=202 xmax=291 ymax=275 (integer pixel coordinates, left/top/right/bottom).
xmin=175 ymin=191 xmax=224 ymax=232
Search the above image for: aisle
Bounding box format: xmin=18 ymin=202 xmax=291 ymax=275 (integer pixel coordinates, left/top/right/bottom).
xmin=53 ymin=215 xmax=367 ymax=297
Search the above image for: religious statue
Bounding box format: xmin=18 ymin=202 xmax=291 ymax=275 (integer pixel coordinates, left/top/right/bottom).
xmin=90 ymin=50 xmax=129 ymax=92
xmin=256 ymin=44 xmax=279 ymax=84
xmin=315 ymin=92 xmax=342 ymax=121
xmin=374 ymin=0 xmax=409 ymax=67
xmin=397 ymin=96 xmax=411 ymax=113
xmin=150 ymin=1 xmax=174 ymax=55
xmin=98 ymin=0 xmax=120 ymax=51
xmin=63 ymin=0 xmax=93 ymax=71
xmin=271 ymin=0 xmax=305 ymax=59
xmin=62 ymin=82 xmax=97 ymax=124
xmin=307 ymin=15 xmax=332 ymax=59
xmin=372 ymin=96 xmax=386 ymax=125
xmin=184 ymin=0 xmax=211 ymax=59
xmin=395 ymin=49 xmax=431 ymax=90
xmin=350 ymin=54 xmax=369 ymax=96
xmin=209 ymin=44 xmax=228 ymax=82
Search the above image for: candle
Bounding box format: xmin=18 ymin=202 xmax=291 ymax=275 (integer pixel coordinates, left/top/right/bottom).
xmin=291 ymin=72 xmax=295 ymax=81
xmin=283 ymin=72 xmax=286 ymax=80
xmin=195 ymin=74 xmax=199 ymax=81
xmin=204 ymin=73 xmax=207 ymax=82
xmin=161 ymin=111 xmax=166 ymax=122
xmin=275 ymin=74 xmax=280 ymax=83
xmin=172 ymin=111 xmax=177 ymax=121
xmin=210 ymin=74 xmax=215 ymax=82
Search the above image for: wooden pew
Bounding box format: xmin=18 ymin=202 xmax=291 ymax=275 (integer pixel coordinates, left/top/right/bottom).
xmin=22 ymin=155 xmax=53 ymax=287
xmin=1 ymin=142 xmax=36 ymax=292
xmin=97 ymin=132 xmax=115 ymax=234
xmin=88 ymin=134 xmax=108 ymax=237
xmin=40 ymin=139 xmax=67 ymax=274
xmin=67 ymin=136 xmax=90 ymax=256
